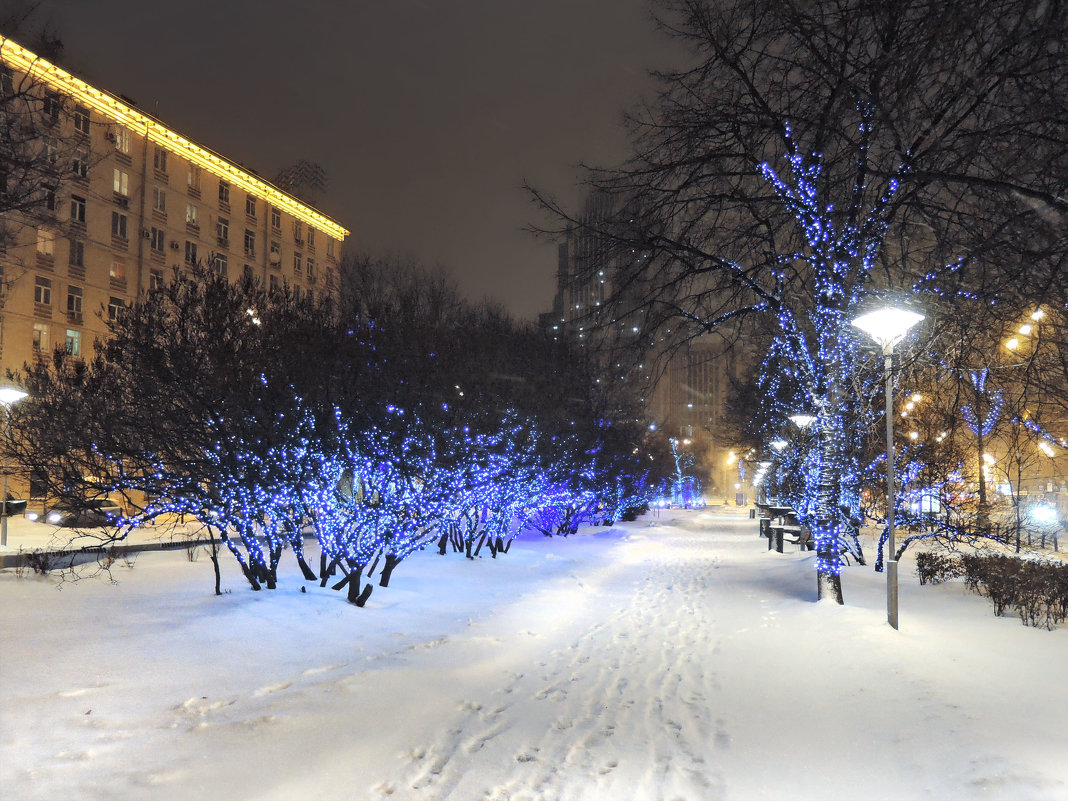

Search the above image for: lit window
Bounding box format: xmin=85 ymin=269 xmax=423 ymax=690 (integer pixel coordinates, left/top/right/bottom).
xmin=36 ymin=229 xmax=55 ymax=255
xmin=34 ymin=275 xmax=52 ymax=305
xmin=187 ymin=165 xmax=201 ymax=191
xmin=64 ymin=329 xmax=81 ymax=356
xmin=153 ymin=187 xmax=167 ymax=213
xmin=109 ymin=257 xmax=126 ymax=280
xmin=67 ymin=285 xmax=83 ymax=316
xmin=112 ymin=127 xmax=131 ymax=154
xmin=113 ymin=169 xmax=129 ymax=196
xmin=185 ymin=202 xmax=199 ymax=227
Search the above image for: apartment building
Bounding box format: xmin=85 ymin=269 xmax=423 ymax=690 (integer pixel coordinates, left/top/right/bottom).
xmin=0 ymin=38 xmax=349 ymax=378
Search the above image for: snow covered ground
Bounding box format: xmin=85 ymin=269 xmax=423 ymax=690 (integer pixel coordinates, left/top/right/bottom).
xmin=2 ymin=507 xmax=1066 ymax=801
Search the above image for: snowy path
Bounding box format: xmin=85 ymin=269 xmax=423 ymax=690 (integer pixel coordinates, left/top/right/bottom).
xmin=3 ymin=509 xmax=1067 ymax=801
xmin=380 ymin=518 xmax=730 ymax=801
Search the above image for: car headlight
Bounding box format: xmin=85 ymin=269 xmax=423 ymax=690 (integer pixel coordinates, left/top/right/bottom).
xmin=26 ymin=512 xmax=38 ymax=522
xmin=47 ymin=512 xmax=62 ymax=524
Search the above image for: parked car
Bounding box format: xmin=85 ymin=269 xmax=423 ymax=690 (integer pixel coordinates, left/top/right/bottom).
xmin=41 ymin=500 xmax=123 ymax=528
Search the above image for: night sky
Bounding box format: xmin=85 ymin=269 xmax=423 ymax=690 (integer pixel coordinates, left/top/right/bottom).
xmin=35 ymin=0 xmax=678 ymax=319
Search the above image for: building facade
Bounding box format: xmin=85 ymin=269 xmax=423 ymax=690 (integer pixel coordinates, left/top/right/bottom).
xmin=0 ymin=38 xmax=349 ymax=378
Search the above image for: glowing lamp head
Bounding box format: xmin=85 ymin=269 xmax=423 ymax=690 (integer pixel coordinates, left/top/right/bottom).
xmin=0 ymin=387 xmax=28 ymax=405
xmin=770 ymin=439 xmax=788 ymax=451
xmin=789 ymin=414 xmax=816 ymax=429
xmin=851 ymin=307 xmax=924 ymax=352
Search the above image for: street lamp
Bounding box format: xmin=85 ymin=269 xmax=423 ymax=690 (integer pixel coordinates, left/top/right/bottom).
xmin=852 ymin=306 xmax=924 ymax=630
xmin=0 ymin=386 xmax=28 ymax=548
xmin=789 ymin=414 xmax=816 ymax=429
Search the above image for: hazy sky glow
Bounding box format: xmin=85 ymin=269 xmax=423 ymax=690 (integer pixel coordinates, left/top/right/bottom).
xmin=35 ymin=0 xmax=678 ymax=318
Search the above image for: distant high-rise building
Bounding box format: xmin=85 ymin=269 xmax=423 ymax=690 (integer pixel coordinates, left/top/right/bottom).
xmin=544 ymin=191 xmax=743 ymax=497
xmin=0 ymin=38 xmax=350 ymax=377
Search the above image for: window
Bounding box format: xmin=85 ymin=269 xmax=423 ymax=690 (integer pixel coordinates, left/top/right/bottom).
xmin=67 ymin=285 xmax=83 ymax=316
xmin=307 ymin=228 xmax=316 ymax=248
xmin=187 ymin=165 xmax=201 ymax=191
xmin=150 ymin=226 xmax=165 ymax=253
xmin=269 ymin=274 xmax=280 ymax=293
xmin=65 ymin=329 xmax=81 ymax=356
xmin=107 ymin=296 xmax=124 ymax=322
xmin=213 ymin=253 xmax=228 ymax=276
xmin=44 ymin=136 xmax=58 ymax=164
xmin=271 ymin=207 xmax=281 ymax=229
xmin=43 ymin=185 xmax=57 ymax=211
xmin=43 ymin=92 xmax=61 ymax=124
xmin=217 ymin=217 xmax=229 ymax=243
xmin=293 ymin=221 xmax=303 ymax=242
xmin=68 ymin=239 xmax=84 ymax=267
xmin=72 ymin=148 xmax=89 ymax=178
xmin=243 ymin=264 xmax=254 ymax=282
xmin=0 ymin=70 xmax=12 ymax=98
xmin=34 ymin=275 xmax=52 ymax=305
xmin=185 ymin=202 xmax=199 ymax=227
xmin=32 ymin=324 xmax=49 ymax=353
xmin=293 ymin=252 xmax=302 ymax=274
xmin=185 ymin=241 xmax=198 ymax=266
xmin=113 ymin=168 xmax=129 ymax=196
xmin=36 ymin=229 xmax=55 ymax=256
xmin=69 ymin=195 xmax=86 ymax=223
xmin=245 ymin=195 xmax=256 ymax=218
xmin=244 ymin=229 xmax=255 ymax=257
xmin=327 ymin=239 xmax=335 ymax=258
xmin=112 ymin=127 xmax=131 ymax=154
xmin=218 ymin=180 xmax=230 ymax=204
xmin=153 ymin=186 xmax=167 ymax=213
xmin=111 ymin=211 xmax=128 ymax=239
xmin=305 ymin=289 xmax=313 ymax=304
xmin=109 ymin=257 xmax=126 ymax=280
xmin=153 ymin=147 xmax=168 ymax=172
xmin=149 ymin=269 xmax=164 ymax=291
xmin=307 ymin=258 xmax=315 ymax=280
xmin=269 ymin=240 xmax=280 ymax=263
xmin=73 ymin=105 xmax=90 ymax=134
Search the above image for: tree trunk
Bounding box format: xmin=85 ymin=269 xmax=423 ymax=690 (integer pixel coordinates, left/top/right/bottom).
xmin=437 ymin=532 xmax=449 ymax=555
xmin=294 ymin=552 xmax=317 ymax=581
xmin=379 ymin=553 xmax=400 ymax=587
xmin=209 ymin=534 xmax=222 ymax=596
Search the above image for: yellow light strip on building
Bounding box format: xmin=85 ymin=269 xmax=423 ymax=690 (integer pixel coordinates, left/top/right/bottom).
xmin=1 ymin=38 xmax=350 ymax=241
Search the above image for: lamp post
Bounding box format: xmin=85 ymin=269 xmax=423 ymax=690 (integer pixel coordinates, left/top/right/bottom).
xmin=0 ymin=386 xmax=28 ymax=548
xmin=852 ymin=307 xmax=924 ymax=630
